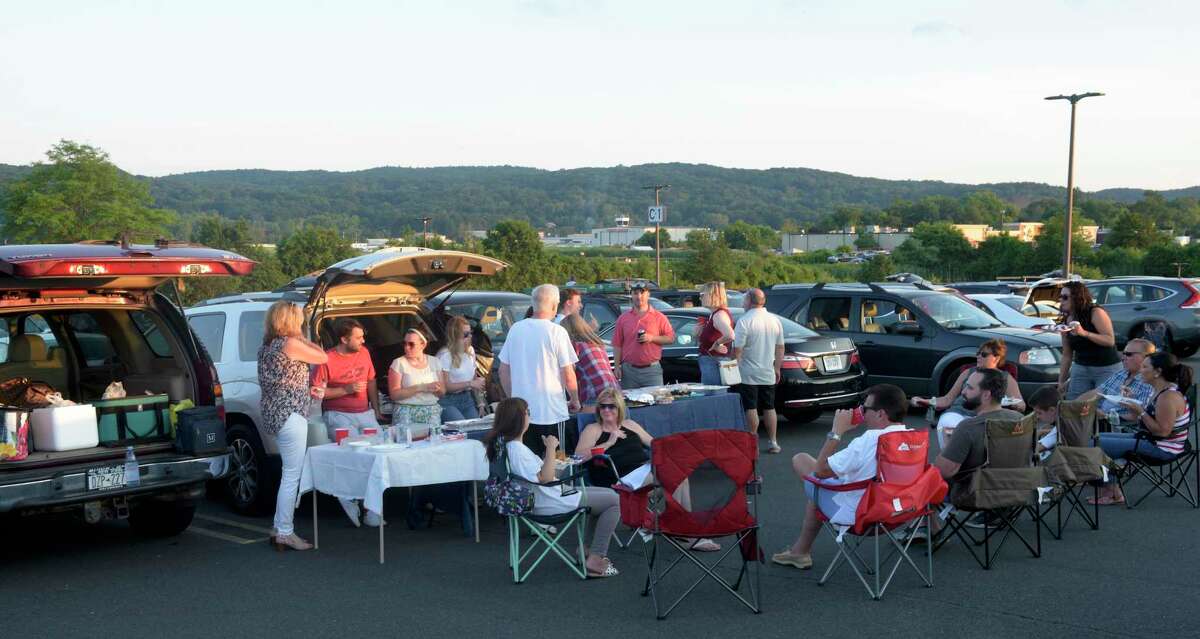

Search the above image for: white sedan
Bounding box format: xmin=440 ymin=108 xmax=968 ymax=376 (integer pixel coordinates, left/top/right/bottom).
xmin=968 ymin=294 xmax=1055 ymax=330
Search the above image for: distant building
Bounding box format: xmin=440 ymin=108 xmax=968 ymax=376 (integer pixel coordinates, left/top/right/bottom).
xmin=781 ymin=232 xmax=910 ymax=254
xmin=589 ymin=215 xmax=706 ymax=247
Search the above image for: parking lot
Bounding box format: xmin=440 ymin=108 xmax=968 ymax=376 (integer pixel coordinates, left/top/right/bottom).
xmin=7 ymin=401 xmax=1200 ymax=639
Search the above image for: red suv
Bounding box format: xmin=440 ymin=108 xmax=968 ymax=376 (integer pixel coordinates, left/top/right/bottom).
xmin=0 ymin=240 xmax=254 ymax=536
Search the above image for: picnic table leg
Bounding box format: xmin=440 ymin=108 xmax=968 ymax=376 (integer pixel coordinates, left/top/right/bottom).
xmin=312 ymin=490 xmax=319 ymax=550
xmin=474 ymin=481 xmax=480 ymax=543
xmin=379 ymin=507 xmax=385 ymax=565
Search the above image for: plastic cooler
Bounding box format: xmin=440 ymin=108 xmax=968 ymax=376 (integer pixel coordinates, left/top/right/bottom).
xmin=31 ymin=404 xmax=99 ymax=451
xmin=93 ymin=394 xmax=171 ymax=446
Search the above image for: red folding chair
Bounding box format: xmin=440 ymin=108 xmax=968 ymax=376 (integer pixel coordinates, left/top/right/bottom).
xmin=615 ymin=429 xmax=762 ymax=619
xmin=804 ymin=430 xmax=948 ymax=600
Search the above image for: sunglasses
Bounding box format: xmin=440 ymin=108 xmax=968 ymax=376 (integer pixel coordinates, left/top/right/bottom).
xmin=462 ymin=334 xmax=473 ymax=339
xmin=598 ymin=403 xmax=618 ymax=411
xmin=1059 ymin=295 xmax=1070 ymax=301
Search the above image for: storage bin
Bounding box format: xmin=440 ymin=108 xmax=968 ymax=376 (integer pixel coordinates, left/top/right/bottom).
xmin=94 ymin=394 xmax=171 ymax=446
xmin=31 ymin=404 xmax=99 ymax=451
xmin=175 ymin=406 xmax=226 ymax=455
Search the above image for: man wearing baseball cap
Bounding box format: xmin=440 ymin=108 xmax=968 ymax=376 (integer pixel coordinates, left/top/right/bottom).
xmin=611 ymin=284 xmax=674 ymax=389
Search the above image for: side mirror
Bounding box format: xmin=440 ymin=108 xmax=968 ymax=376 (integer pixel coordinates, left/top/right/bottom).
xmin=894 ymin=321 xmax=923 ymax=336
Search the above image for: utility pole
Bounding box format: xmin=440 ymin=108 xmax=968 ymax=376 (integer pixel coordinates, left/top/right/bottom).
xmin=642 ymin=184 xmax=670 ymax=287
xmin=1045 ymin=92 xmax=1104 ymax=278
xmin=419 ymin=216 xmax=432 ymax=248
xmin=1172 ymin=262 xmax=1188 ymax=278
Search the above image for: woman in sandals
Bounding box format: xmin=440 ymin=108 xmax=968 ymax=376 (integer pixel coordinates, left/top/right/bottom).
xmin=573 ymin=388 xmax=721 ymax=553
xmin=484 ymin=397 xmax=622 ymax=578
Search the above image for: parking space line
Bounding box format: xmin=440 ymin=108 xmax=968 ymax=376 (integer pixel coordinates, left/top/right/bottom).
xmin=187 ymin=525 xmax=270 ymax=545
xmin=194 ymin=513 xmax=275 ymax=535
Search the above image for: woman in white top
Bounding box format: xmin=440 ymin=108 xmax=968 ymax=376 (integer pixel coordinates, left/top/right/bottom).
xmin=388 ymin=328 xmax=450 ymax=425
xmin=436 ymin=316 xmax=486 ymax=420
xmin=483 ymin=397 xmax=621 ymax=578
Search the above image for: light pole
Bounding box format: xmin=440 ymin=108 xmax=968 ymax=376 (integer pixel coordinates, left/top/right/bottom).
xmin=418 ymin=216 xmax=432 ymax=248
xmin=642 ymin=184 xmax=670 ymax=286
xmin=1045 ymin=92 xmax=1104 ymax=278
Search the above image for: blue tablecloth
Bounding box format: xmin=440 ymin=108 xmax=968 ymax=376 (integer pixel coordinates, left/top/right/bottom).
xmin=575 ymin=392 xmax=746 ymax=438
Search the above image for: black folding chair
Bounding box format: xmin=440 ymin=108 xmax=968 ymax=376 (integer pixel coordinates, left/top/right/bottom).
xmin=1117 ymin=384 xmax=1199 ymax=509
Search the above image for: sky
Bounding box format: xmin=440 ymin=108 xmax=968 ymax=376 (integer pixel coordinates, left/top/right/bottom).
xmin=1 ymin=0 xmax=1197 ymax=190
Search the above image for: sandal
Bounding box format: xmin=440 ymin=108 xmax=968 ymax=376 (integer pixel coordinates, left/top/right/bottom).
xmin=688 ymin=538 xmax=721 ymax=552
xmin=587 ymin=558 xmax=619 ymax=578
xmin=1087 ymin=495 xmax=1125 ymax=506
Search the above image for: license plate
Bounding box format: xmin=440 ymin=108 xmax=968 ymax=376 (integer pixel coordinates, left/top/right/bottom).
xmin=87 ymin=465 xmax=126 ymax=491
xmin=822 ymin=354 xmax=845 ymax=371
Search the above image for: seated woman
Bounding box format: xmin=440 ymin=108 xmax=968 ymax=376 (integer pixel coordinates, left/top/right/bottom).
xmin=1093 ymin=352 xmax=1193 ymax=505
xmin=574 ymin=388 xmax=720 ymax=552
xmin=484 ymin=397 xmax=621 ymax=578
xmin=388 ymin=328 xmax=462 ymax=428
xmin=910 ymin=339 xmax=1024 ymax=449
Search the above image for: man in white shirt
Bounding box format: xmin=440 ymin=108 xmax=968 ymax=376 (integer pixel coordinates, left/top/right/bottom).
xmin=732 ymin=288 xmax=785 ymax=453
xmin=500 ymin=284 xmax=582 ymax=456
xmin=772 ymin=384 xmax=911 ymax=570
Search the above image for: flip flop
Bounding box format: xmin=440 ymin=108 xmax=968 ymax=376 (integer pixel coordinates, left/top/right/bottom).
xmin=587 ymin=559 xmax=619 ymax=578
xmin=1087 ymin=496 xmax=1125 ymax=506
xmin=689 ymin=538 xmax=722 ymax=552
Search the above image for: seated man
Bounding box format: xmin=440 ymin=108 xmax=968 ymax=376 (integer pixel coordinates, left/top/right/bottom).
xmin=934 ymin=368 xmax=1024 ymax=506
xmin=1076 ymin=337 xmax=1155 ymax=427
xmin=772 ymin=384 xmax=910 ymax=570
xmin=1030 ymin=385 xmax=1060 ymax=457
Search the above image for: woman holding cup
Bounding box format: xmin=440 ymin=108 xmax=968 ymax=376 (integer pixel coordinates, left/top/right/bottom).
xmin=1056 ymin=281 xmax=1121 ymax=400
xmin=909 ymin=338 xmax=1023 ymax=449
xmin=437 ymin=316 xmax=486 ymax=420
xmin=697 ymin=282 xmax=735 ymax=386
xmin=388 ymin=328 xmax=452 ymax=438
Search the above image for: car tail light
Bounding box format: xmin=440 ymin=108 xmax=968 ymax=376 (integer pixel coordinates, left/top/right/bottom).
xmin=213 ymin=381 xmax=226 ymax=422
xmin=781 ymin=354 xmax=817 ymax=372
xmin=849 ymin=350 xmax=860 ymax=366
xmin=1181 ymin=280 xmax=1200 ymax=309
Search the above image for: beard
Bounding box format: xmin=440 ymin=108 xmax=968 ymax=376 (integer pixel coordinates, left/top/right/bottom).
xmin=962 ymin=395 xmax=982 ymax=411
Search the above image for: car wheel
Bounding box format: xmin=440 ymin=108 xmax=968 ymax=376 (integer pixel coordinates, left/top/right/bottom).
xmin=227 ymin=426 xmax=274 ymax=515
xmin=129 ymin=499 xmax=196 ymax=537
xmin=782 ymin=408 xmax=822 ymax=424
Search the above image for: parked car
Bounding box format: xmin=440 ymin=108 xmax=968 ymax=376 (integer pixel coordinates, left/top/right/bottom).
xmin=0 ymin=241 xmax=253 ymax=536
xmin=945 ymin=281 xmax=1031 ymax=296
xmin=967 ymin=294 xmax=1054 ymax=330
xmin=650 ymin=288 xmax=746 ymax=309
xmin=1085 ymin=276 xmax=1200 ymax=357
xmin=578 ymin=293 xmax=672 ymax=333
xmin=186 ymin=247 xmax=507 ymax=514
xmin=763 ymin=283 xmax=1063 ymax=399
xmin=597 ymin=307 xmax=867 ymax=423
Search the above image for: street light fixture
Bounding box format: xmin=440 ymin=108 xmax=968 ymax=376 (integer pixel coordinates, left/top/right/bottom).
xmin=418 ymin=216 xmax=432 ymax=248
xmin=1045 ymin=92 xmax=1104 ymax=278
xmin=642 ymin=184 xmax=670 ymax=287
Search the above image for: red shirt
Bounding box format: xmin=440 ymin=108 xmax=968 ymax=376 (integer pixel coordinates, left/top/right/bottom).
xmin=611 ymin=308 xmax=674 ymax=367
xmin=311 ymin=347 xmax=376 ymax=414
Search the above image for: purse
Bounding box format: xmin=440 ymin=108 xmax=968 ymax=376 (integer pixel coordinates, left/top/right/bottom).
xmin=717 ymin=359 xmax=742 ymax=386
xmin=0 ymin=378 xmax=57 ymax=409
xmin=484 ymin=441 xmax=535 ymax=516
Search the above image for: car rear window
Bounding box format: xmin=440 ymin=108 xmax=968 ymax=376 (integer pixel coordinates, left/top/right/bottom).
xmin=131 ymin=310 xmax=172 ymax=358
xmin=188 ymin=312 xmax=226 ymax=362
xmin=238 ymin=311 xmax=266 ymax=361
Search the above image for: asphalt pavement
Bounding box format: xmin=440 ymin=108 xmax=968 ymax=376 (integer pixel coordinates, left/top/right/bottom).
xmin=6 ymin=404 xmax=1200 ymax=639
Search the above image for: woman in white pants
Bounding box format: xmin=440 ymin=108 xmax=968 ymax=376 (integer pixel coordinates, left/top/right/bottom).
xmin=257 ymin=301 xmax=328 ymax=551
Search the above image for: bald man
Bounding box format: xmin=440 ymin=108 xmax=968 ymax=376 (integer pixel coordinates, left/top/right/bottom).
xmin=732 ymin=288 xmax=785 ymax=453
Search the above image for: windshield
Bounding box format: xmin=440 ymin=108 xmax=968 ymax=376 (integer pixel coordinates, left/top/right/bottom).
xmin=777 ymin=315 xmax=818 ymax=340
xmin=996 ymin=297 xmax=1023 ymax=311
xmin=442 ymin=299 xmax=531 ymax=350
xmin=912 ymin=293 xmax=1003 ymax=330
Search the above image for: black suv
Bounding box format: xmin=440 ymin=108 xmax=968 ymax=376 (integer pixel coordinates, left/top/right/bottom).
xmin=763 ymin=283 xmax=1063 ymax=399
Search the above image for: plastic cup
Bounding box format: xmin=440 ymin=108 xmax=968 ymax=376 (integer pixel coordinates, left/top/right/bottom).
xmin=850 ymin=405 xmax=865 ymax=426
xmin=334 ymin=427 xmax=350 ymax=444
xmin=363 ymin=427 xmax=378 ymax=437
xmin=590 ymin=446 xmax=605 ymax=457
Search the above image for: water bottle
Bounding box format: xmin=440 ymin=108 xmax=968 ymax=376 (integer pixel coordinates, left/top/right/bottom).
xmin=124 ymin=446 xmax=141 ymax=487
xmin=1107 ymin=409 xmax=1121 ymax=431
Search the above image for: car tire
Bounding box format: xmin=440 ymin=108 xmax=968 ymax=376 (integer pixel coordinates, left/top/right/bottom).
xmin=1133 ymin=324 xmax=1175 ymax=357
xmin=129 ymin=499 xmax=196 ymax=537
xmin=782 ymin=408 xmax=823 ymax=424
xmin=226 ymin=425 xmax=275 ymax=515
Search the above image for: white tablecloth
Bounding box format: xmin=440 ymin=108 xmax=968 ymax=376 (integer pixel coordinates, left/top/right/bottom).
xmin=298 ymin=439 xmax=488 ymax=517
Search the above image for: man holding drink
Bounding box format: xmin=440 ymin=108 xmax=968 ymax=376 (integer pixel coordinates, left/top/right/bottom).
xmin=611 ymin=284 xmax=674 ymax=389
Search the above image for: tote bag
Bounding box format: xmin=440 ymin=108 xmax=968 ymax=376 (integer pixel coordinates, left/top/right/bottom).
xmin=718 ymin=359 xmax=742 ymax=386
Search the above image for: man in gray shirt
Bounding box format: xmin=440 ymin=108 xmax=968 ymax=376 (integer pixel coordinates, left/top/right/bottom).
xmin=934 ymin=367 xmax=1024 ymax=505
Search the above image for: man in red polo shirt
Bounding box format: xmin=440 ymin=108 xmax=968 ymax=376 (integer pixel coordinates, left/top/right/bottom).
xmin=611 ymin=284 xmax=674 ymax=389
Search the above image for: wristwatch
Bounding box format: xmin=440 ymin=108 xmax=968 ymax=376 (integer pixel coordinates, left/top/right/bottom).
xmin=826 ymin=431 xmax=842 ymax=442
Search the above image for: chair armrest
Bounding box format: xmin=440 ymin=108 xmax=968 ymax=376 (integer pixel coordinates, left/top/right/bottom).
xmin=803 ymin=474 xmax=871 ymax=492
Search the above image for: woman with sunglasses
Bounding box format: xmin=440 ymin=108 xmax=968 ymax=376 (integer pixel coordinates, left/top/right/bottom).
xmin=1056 ymin=281 xmax=1121 ymax=400
xmin=573 ymin=388 xmax=722 ymax=552
xmin=910 ymin=338 xmax=1024 ymax=448
xmin=484 ymin=397 xmax=622 ymax=578
xmin=436 ymin=316 xmax=486 ymax=420
xmin=388 ymin=328 xmax=456 ymax=428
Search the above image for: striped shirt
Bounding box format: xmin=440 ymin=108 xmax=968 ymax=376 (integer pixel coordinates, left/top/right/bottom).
xmin=1145 ymin=385 xmax=1191 ymax=455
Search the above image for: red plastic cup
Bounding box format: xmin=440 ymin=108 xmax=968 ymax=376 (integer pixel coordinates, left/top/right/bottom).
xmin=362 ymin=427 xmax=378 ymax=437
xmin=334 ymin=427 xmax=350 ymax=444
xmin=850 ymin=406 xmax=865 ymax=426
xmin=590 ymin=446 xmax=605 ymax=457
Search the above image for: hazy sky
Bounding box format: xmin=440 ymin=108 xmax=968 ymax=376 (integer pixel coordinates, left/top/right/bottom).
xmin=2 ymin=1 xmax=1196 ymax=189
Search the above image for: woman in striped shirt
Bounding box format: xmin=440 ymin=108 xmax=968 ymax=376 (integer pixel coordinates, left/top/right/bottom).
xmin=563 ymin=312 xmax=618 ymax=408
xmin=1094 ymin=351 xmax=1193 ymax=505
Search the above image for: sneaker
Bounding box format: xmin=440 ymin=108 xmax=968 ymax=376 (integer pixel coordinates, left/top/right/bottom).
xmin=767 ymin=441 xmax=782 ymax=454
xmin=899 ymin=525 xmax=929 ymax=544
xmin=363 ymin=511 xmax=386 ymax=527
xmin=339 ymin=498 xmax=362 ymax=528
xmin=771 ymin=549 xmax=813 ymax=570
xmin=963 ymin=512 xmax=992 ymax=529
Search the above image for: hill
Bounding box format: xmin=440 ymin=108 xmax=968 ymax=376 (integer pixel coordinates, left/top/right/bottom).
xmin=1 ymin=162 xmax=1196 ymax=238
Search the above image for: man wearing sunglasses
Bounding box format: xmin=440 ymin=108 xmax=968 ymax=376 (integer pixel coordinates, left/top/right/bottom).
xmin=1076 ymin=338 xmax=1156 ymax=425
xmin=772 ymin=384 xmax=910 ymax=570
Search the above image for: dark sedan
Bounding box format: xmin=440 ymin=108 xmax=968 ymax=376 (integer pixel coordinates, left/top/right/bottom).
xmin=598 ymin=307 xmax=867 ymax=423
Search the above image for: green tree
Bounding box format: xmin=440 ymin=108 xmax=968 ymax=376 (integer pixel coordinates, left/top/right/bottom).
xmin=854 ymin=231 xmax=879 ymax=250
xmin=969 ymin=235 xmax=1035 ymax=280
xmin=2 ymin=140 xmax=176 ymax=242
xmin=892 ymin=222 xmax=973 ymax=278
xmin=858 ymin=255 xmax=895 ymax=283
xmin=722 ymin=221 xmax=777 ymax=252
xmin=1105 ymin=211 xmax=1168 ymax=250
xmin=1032 ymin=212 xmax=1095 ymax=274
xmin=276 ymin=227 xmax=357 ymax=278
xmin=181 ymin=215 xmax=289 ymax=304
xmin=635 ymin=228 xmax=673 ymax=248
xmin=683 ymin=233 xmax=737 ymax=285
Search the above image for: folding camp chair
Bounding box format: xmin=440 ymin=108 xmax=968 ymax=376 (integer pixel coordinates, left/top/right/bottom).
xmin=1039 ymin=399 xmax=1108 ymax=539
xmin=805 ymin=430 xmax=948 ymax=600
xmin=486 ymin=444 xmax=592 ymax=583
xmin=588 ymin=452 xmax=644 ymax=550
xmin=934 ymin=413 xmax=1049 ymax=570
xmin=616 ymin=430 xmax=762 ymax=619
xmin=1117 ymin=384 xmax=1199 ymax=509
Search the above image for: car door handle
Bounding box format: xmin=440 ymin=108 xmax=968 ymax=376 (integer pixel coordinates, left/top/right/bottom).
xmin=1133 ymin=305 xmax=1147 ymax=311
xmin=682 ymin=353 xmax=699 ymax=360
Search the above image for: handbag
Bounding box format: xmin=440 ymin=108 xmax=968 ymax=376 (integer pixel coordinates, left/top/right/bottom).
xmin=0 ymin=378 xmax=57 ymax=409
xmin=0 ymin=410 xmax=30 ymax=461
xmin=717 ymin=359 xmax=742 ymax=386
xmin=484 ymin=441 xmax=535 ymax=516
